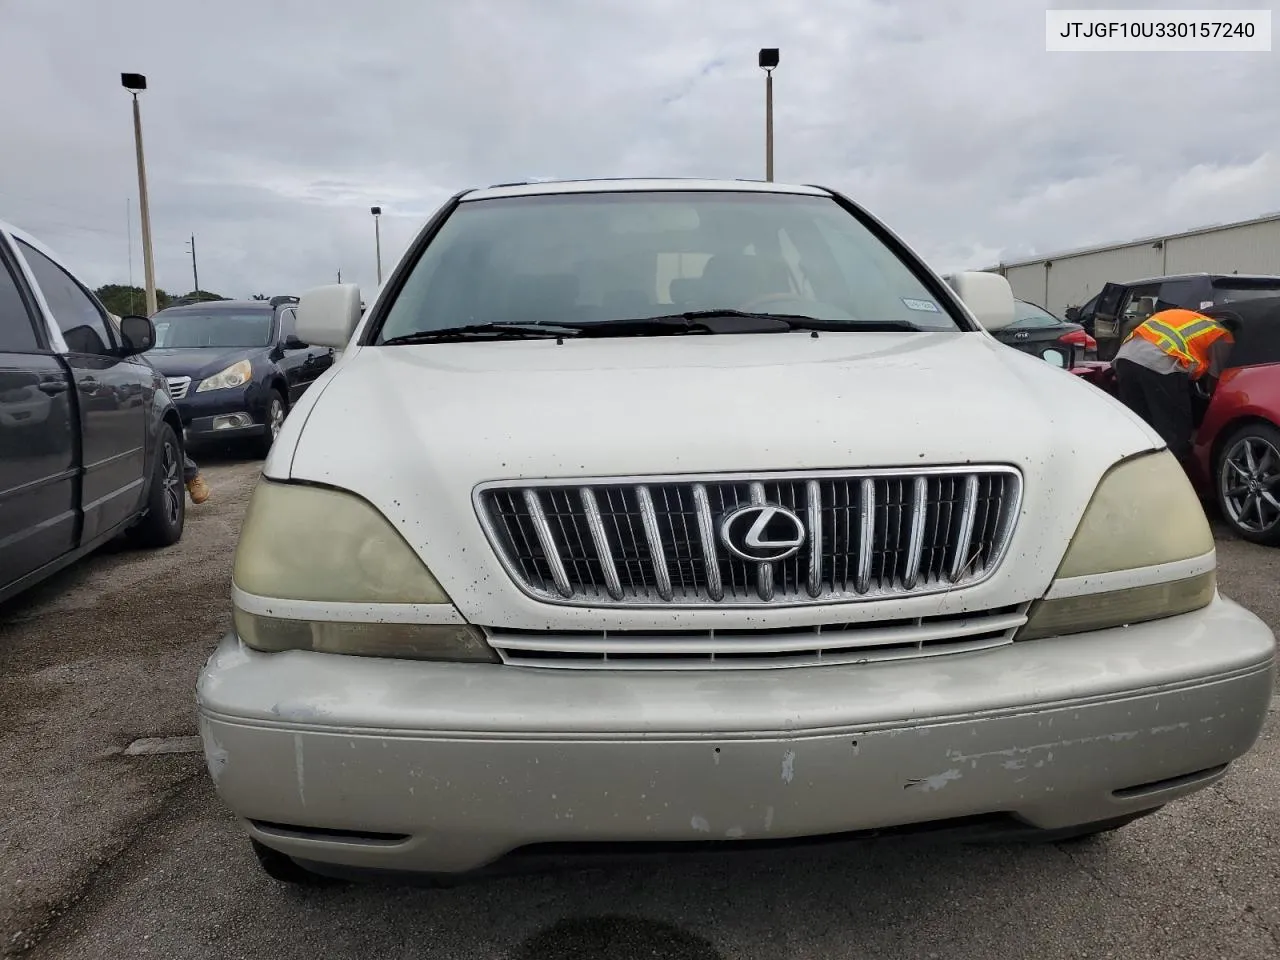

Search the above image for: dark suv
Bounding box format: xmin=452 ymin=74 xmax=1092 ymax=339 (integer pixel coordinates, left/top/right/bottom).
xmin=1068 ymin=273 xmax=1280 ymax=360
xmin=147 ymin=297 xmax=336 ymax=456
xmin=2 ymin=220 xmax=185 ymax=604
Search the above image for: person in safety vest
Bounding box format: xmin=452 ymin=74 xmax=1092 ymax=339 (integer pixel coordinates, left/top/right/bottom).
xmin=1112 ymin=307 xmax=1234 ymax=462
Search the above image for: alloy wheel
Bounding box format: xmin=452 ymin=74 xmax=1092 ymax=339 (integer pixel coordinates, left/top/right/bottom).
xmin=1220 ymin=435 xmax=1280 ymax=534
xmin=161 ymin=441 xmax=181 ymax=525
xmin=269 ymin=399 xmax=285 ymax=440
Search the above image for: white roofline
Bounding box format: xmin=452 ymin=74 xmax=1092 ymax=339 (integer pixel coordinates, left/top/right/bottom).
xmin=988 ymin=209 xmax=1280 ymax=271
xmin=463 ymin=178 xmax=830 ymax=201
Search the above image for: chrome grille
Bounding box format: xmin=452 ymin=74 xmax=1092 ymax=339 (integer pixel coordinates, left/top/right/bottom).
xmin=166 ymin=376 xmax=191 ymax=400
xmin=486 ymin=605 xmax=1029 ymax=670
xmin=476 ymin=467 xmax=1021 ymax=607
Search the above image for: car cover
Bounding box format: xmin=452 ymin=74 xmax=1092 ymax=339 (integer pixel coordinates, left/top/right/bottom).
xmin=1202 ymin=296 xmax=1280 ymax=370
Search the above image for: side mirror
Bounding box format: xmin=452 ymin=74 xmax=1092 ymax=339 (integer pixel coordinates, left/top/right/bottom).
xmin=282 ymin=334 xmax=309 ymax=350
xmin=1064 ymin=306 xmax=1081 ymax=323
xmin=118 ymin=315 xmax=156 ymax=354
xmin=944 ymin=272 xmax=1016 ymax=331
xmin=296 ymin=284 xmax=361 ymax=349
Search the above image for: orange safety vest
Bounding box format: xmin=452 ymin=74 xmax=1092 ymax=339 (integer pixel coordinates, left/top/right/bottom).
xmin=1125 ymin=308 xmax=1232 ymax=380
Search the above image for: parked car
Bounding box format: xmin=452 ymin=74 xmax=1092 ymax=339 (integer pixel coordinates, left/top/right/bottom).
xmin=1067 ymin=273 xmax=1280 ymax=361
xmin=146 ymin=296 xmax=335 ymax=456
xmin=1 ymin=221 xmax=185 ymax=605
xmin=992 ymin=299 xmax=1095 ymax=367
xmin=1071 ymin=295 xmax=1280 ymax=545
xmin=197 ymin=179 xmax=1274 ymax=886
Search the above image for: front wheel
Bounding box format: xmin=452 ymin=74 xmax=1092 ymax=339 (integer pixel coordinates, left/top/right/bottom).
xmin=250 ymin=840 xmax=342 ymax=887
xmin=1215 ymin=422 xmax=1280 ymax=546
xmin=128 ymin=423 xmax=186 ymax=548
xmin=255 ymin=390 xmax=287 ymax=459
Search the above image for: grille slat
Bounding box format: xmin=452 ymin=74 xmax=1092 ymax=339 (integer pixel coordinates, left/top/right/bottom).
xmin=478 ymin=467 xmax=1020 ymax=608
xmin=580 ymin=489 xmax=623 ymax=601
xmin=950 ymin=475 xmax=980 ymax=582
xmin=165 ymin=376 xmax=191 ymax=400
xmin=489 ymin=605 xmax=1030 ymax=670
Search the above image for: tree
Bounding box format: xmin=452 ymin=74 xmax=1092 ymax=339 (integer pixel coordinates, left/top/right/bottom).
xmin=251 ymin=293 xmax=268 ymax=301
xmin=93 ymin=285 xmax=231 ymax=315
xmin=94 ymin=284 xmax=174 ymax=316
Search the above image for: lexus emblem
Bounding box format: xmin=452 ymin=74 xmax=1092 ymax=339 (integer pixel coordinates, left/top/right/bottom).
xmin=719 ymin=504 xmax=806 ymax=562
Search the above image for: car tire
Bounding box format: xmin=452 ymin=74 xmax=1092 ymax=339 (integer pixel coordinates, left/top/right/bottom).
xmin=127 ymin=423 xmax=186 ymax=548
xmin=255 ymin=389 xmax=287 ymax=459
xmin=1214 ymin=422 xmax=1280 ymax=546
xmin=250 ymin=839 xmax=343 ymax=887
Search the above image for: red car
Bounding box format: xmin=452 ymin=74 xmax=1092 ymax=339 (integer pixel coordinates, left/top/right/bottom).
xmin=1071 ymin=296 xmax=1280 ymax=545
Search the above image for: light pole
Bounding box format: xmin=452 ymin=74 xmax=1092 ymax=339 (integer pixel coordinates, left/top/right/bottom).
xmin=122 ymin=72 xmax=158 ymax=316
xmin=758 ymin=48 xmax=779 ymax=182
xmin=370 ymin=206 xmax=383 ymax=285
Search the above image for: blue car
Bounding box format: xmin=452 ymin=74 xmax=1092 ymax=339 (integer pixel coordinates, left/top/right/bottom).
xmin=147 ymin=296 xmax=336 ymax=456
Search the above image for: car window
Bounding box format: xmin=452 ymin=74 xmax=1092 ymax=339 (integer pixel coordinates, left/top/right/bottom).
xmin=0 ymin=252 xmax=40 ymax=353
xmin=16 ymin=239 xmax=114 ymax=356
xmin=1156 ymin=279 xmax=1196 ymax=310
xmin=1118 ymin=284 xmax=1162 ymax=323
xmin=153 ymin=310 xmax=273 ymax=348
xmin=1009 ymin=300 xmax=1061 ymax=329
xmin=278 ymin=308 xmax=298 ymax=341
xmin=1213 ymin=280 xmax=1280 ymax=304
xmin=377 ymin=191 xmax=964 ymax=340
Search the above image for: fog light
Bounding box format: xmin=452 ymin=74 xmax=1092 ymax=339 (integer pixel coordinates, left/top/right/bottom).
xmin=212 ymin=413 xmax=253 ymax=430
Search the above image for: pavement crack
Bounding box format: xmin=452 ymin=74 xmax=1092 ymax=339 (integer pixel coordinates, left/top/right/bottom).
xmin=3 ymin=766 xmax=207 ymax=958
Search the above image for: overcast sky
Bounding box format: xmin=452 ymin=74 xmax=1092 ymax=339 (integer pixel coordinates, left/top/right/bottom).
xmin=2 ymin=0 xmax=1278 ymax=299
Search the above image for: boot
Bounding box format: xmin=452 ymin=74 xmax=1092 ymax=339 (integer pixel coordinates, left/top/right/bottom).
xmin=186 ymin=474 xmax=210 ymax=504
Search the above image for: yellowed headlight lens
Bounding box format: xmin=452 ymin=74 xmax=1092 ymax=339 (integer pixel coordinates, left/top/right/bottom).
xmin=1057 ymin=450 xmax=1213 ymax=578
xmin=233 ymin=609 xmax=498 ymax=662
xmin=1018 ymin=571 xmax=1216 ymax=641
xmin=233 ymin=479 xmax=449 ymax=603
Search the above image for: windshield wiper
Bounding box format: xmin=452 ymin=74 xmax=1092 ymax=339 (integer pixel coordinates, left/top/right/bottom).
xmin=379 ymin=312 xmax=928 ymax=345
xmin=380 ymin=322 xmax=579 ymax=345
xmin=571 ymin=311 xmax=926 ymax=336
xmin=570 ymin=311 xmax=793 ymax=336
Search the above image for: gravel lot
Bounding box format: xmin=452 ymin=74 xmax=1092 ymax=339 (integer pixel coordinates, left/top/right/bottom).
xmin=1 ymin=458 xmax=1276 ymax=960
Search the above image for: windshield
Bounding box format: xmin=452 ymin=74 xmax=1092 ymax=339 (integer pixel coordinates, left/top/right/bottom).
xmin=1009 ymin=300 xmax=1062 ymax=329
xmin=376 ymin=191 xmax=964 ymax=342
xmin=154 ymin=311 xmax=273 ymax=348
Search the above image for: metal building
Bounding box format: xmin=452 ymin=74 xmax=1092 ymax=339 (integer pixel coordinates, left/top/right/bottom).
xmin=988 ymin=212 xmax=1280 ymax=317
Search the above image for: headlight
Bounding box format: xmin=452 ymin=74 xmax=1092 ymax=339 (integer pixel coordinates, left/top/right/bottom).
xmin=232 ymin=479 xmax=496 ymax=662
xmin=1018 ymin=450 xmax=1215 ymax=641
xmin=196 ymin=359 xmax=252 ymax=392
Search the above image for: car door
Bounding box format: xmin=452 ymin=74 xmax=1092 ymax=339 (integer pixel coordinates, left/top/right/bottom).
xmin=14 ymin=237 xmax=151 ymax=543
xmin=278 ymin=307 xmax=333 ymax=400
xmin=1090 ymin=282 xmax=1130 ymax=353
xmin=272 ymin=307 xmax=309 ymax=403
xmin=0 ymin=233 xmax=78 ymax=595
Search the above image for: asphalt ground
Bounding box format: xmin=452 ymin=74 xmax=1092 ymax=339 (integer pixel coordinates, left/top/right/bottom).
xmin=1 ymin=457 xmax=1276 ymax=960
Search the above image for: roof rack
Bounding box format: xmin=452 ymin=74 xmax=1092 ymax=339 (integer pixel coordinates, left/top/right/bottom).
xmin=269 ymin=295 xmax=299 ymax=307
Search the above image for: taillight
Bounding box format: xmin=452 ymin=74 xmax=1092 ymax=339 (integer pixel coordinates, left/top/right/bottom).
xmin=1059 ymin=329 xmax=1097 ymax=351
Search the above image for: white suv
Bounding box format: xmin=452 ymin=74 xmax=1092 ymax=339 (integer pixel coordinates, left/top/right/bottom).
xmin=198 ymin=179 xmax=1275 ymax=883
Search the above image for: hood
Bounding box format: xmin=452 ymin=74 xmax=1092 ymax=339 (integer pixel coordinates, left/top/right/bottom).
xmin=273 ymin=332 xmax=1164 ymax=628
xmin=147 ymin=347 xmax=263 ymax=380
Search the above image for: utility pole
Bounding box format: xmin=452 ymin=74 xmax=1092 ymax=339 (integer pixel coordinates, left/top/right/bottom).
xmin=337 ymin=268 xmax=342 ymax=283
xmin=758 ymin=49 xmax=779 ymax=182
xmin=187 ymin=233 xmax=199 ymax=296
xmin=122 ymin=73 xmax=158 ymax=316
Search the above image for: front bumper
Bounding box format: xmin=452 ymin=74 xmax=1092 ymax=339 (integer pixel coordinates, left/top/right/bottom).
xmin=198 ymin=595 xmax=1275 ymax=874
xmin=176 ymin=387 xmax=268 ymax=443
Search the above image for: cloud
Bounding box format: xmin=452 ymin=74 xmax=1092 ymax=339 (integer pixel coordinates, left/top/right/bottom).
xmin=1 ymin=0 xmax=1277 ymax=295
